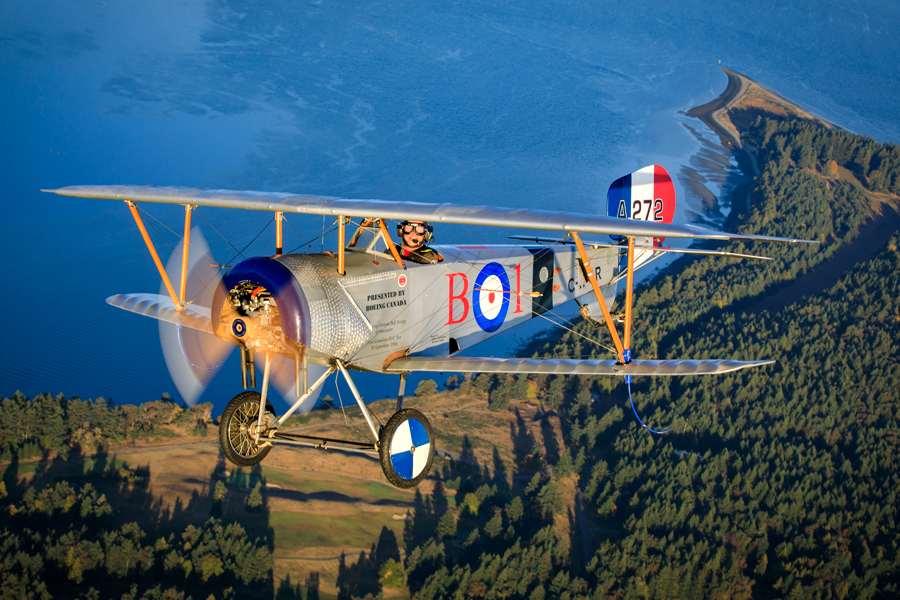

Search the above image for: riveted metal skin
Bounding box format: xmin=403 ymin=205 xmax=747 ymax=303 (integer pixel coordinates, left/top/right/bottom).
xmin=274 ymin=254 xmax=373 ymax=360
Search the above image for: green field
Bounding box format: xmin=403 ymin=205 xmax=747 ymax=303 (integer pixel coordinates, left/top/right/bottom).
xmin=270 ymin=510 xmax=406 ymax=551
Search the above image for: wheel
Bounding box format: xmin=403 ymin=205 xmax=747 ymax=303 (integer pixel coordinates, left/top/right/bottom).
xmin=219 ymin=391 xmax=276 ymax=466
xmin=379 ymin=408 xmax=435 ymax=489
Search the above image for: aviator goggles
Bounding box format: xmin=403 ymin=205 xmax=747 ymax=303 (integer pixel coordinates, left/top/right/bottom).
xmin=401 ymin=223 xmax=428 ymax=235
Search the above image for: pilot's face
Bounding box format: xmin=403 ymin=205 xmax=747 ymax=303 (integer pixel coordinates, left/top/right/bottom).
xmin=401 ymin=221 xmax=426 ymax=249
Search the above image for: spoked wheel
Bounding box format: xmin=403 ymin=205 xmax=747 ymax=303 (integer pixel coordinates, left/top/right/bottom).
xmin=379 ymin=408 xmax=435 ymax=489
xmin=219 ymin=391 xmax=276 ymax=466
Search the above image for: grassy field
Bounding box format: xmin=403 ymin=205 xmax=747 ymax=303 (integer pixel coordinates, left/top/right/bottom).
xmin=5 ymin=388 xmax=562 ymax=598
xmin=269 ymin=511 xmax=406 ymax=551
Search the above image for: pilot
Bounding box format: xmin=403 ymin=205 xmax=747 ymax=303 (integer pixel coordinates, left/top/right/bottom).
xmin=396 ymin=220 xmax=443 ymax=264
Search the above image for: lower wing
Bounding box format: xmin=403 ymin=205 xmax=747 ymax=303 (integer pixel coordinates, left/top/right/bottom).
xmin=384 ymin=356 xmax=773 ymax=376
xmin=107 ymin=293 xmax=214 ymax=333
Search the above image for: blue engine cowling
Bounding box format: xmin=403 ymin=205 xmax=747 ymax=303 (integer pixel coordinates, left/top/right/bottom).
xmin=211 ymin=254 xmax=373 ymax=361
xmin=212 ymin=256 xmax=311 ymax=348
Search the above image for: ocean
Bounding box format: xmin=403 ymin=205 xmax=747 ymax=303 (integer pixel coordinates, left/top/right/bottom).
xmin=2 ymin=0 xmax=898 ymax=412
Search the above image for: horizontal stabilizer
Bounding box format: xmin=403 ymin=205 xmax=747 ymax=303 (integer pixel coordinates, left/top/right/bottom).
xmin=107 ymin=293 xmax=214 ymax=334
xmin=385 ymin=356 xmax=774 ymax=376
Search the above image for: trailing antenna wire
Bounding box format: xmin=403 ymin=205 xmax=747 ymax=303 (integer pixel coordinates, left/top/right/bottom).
xmin=625 ymin=349 xmax=672 ymax=434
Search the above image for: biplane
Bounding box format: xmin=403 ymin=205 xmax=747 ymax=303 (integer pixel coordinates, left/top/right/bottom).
xmin=44 ymin=165 xmax=813 ymax=488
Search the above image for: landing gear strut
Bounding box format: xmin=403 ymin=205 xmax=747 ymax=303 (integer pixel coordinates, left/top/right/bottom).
xmin=217 ymin=356 xmax=435 ymax=489
xmin=336 ymin=362 xmax=435 ymax=487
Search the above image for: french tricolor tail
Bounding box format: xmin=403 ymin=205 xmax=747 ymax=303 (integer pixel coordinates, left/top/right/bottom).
xmin=607 ymin=165 xmax=677 ymax=270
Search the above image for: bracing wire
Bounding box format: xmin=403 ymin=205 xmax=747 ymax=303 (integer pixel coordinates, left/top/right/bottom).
xmin=332 ymin=369 xmax=384 ymax=434
xmin=221 ymin=219 xmax=273 ymax=268
xmin=137 ymin=205 xmax=176 ymax=253
xmin=530 ymin=309 xmax=618 ymax=355
xmin=333 ymin=370 xmax=352 ymax=429
xmin=197 ymin=210 xmax=244 ymax=259
xmin=280 ymin=214 xmax=311 ymax=249
xmin=286 ymin=220 xmax=340 ymax=254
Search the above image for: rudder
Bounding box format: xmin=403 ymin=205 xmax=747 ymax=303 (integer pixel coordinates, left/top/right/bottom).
xmin=607 ymin=165 xmax=676 ymax=269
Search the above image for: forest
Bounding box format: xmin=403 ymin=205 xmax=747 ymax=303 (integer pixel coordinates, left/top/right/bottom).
xmin=398 ymin=115 xmax=900 ymax=599
xmin=3 ymin=114 xmax=899 ymax=599
xmin=0 ymin=394 xmax=214 ymax=462
xmin=0 ymin=396 xmax=271 ymax=599
xmin=519 ymin=116 xmax=899 ymax=599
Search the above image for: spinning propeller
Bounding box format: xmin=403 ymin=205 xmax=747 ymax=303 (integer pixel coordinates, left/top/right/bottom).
xmin=159 ymin=228 xmax=324 ymax=409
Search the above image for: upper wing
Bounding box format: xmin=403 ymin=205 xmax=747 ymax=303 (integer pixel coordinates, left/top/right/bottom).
xmin=385 ymin=356 xmax=774 ymax=376
xmin=44 ymin=184 xmax=814 ymax=244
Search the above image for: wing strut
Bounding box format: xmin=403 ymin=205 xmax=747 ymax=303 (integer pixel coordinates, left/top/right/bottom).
xmin=179 ymin=205 xmax=193 ymax=305
xmin=624 ymin=236 xmax=635 ymax=351
xmin=127 ymin=201 xmax=182 ymax=311
xmin=275 ymin=211 xmax=283 ymax=255
xmin=571 ymin=231 xmax=627 ymax=363
xmin=338 ymin=215 xmax=346 ymax=275
xmin=378 ymin=218 xmax=406 ymax=269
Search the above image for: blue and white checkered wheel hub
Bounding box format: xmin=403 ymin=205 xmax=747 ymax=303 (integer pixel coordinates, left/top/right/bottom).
xmin=389 ymin=418 xmax=432 ymax=480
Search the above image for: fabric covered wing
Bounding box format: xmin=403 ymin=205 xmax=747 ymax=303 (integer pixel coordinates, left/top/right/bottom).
xmin=385 ymin=356 xmax=774 ymax=376
xmin=107 ymin=293 xmax=215 ymax=334
xmin=45 ymin=185 xmax=813 ymax=244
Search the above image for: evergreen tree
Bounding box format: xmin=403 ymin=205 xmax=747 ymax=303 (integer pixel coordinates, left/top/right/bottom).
xmin=484 ymin=513 xmax=503 ymax=539
xmin=435 ymin=511 xmax=457 ymax=539
xmin=378 ymin=558 xmax=405 ymax=589
xmin=246 ymin=482 xmax=262 ymax=512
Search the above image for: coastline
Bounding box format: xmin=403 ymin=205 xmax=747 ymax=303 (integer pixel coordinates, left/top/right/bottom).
xmin=685 ymin=68 xmax=749 ymax=150
xmin=684 ymin=67 xmax=900 ymax=317
xmin=687 ymin=67 xmax=834 ymax=152
xmin=684 ymin=67 xmax=832 ymax=224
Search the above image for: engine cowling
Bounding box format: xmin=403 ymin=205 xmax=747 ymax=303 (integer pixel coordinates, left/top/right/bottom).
xmin=211 ymin=254 xmax=372 ymax=362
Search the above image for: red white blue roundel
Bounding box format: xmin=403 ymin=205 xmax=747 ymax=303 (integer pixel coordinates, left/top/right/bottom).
xmin=390 ymin=418 xmax=431 ymax=480
xmin=473 ymin=262 xmax=510 ymax=333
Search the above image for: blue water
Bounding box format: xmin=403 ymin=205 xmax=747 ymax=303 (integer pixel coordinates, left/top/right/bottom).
xmin=3 ymin=0 xmax=899 ymax=412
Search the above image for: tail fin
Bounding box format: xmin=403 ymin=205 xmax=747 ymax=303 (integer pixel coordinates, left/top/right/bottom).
xmin=607 ymin=165 xmax=676 ymax=270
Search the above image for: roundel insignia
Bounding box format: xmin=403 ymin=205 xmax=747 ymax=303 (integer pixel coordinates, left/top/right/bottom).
xmin=473 ymin=262 xmax=510 ymax=333
xmin=232 ymin=319 xmax=247 ymax=337
xmin=398 ymin=274 xmax=407 ymax=288
xmin=389 ymin=418 xmax=431 ymax=480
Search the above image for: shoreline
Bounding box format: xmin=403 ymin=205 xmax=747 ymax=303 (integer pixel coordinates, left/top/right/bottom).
xmin=687 ymin=67 xmax=834 ymax=151
xmin=683 ymin=68 xmax=759 ymax=228
xmin=684 ymin=67 xmax=833 ymax=226
xmin=683 ymin=67 xmax=900 ymax=317
xmin=685 ymin=67 xmax=749 ymax=150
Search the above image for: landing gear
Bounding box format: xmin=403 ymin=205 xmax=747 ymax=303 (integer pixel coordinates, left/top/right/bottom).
xmin=218 ymin=358 xmax=436 ymax=488
xmin=379 ymin=408 xmax=435 ymax=489
xmin=219 ymin=391 xmax=276 ymax=466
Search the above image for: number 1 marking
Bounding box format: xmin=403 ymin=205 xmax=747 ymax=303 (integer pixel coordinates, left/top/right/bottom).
xmin=513 ymin=263 xmax=524 ymax=313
